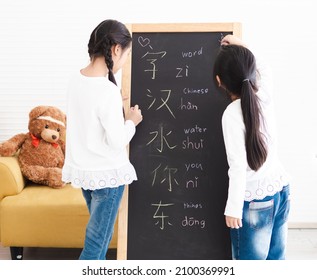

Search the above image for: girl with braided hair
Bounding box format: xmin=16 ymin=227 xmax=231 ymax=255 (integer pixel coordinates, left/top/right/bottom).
xmin=62 ymin=19 xmax=143 ymax=260
xmin=213 ymin=35 xmax=290 ymax=259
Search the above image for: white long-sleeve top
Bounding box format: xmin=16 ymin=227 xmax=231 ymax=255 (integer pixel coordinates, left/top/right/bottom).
xmin=62 ymin=72 xmax=137 ymax=190
xmin=222 ymin=54 xmax=290 ymax=219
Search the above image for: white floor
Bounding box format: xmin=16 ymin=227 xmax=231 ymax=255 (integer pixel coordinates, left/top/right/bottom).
xmin=0 ymin=228 xmax=316 ymax=260
xmin=286 ymin=228 xmax=317 ymax=259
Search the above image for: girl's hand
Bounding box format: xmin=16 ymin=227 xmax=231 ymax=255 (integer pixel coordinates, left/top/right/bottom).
xmin=126 ymin=104 xmax=143 ymax=126
xmin=225 ymin=215 xmax=243 ymax=229
xmin=221 ymin=35 xmax=246 ymax=47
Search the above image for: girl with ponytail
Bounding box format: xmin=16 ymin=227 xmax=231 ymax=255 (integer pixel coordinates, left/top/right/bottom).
xmin=213 ymin=35 xmax=290 ymax=260
xmin=62 ymin=19 xmax=143 ymax=259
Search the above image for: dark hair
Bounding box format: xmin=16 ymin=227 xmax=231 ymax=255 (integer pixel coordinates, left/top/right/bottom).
xmin=213 ymin=44 xmax=267 ymax=171
xmin=88 ymin=19 xmax=132 ymax=85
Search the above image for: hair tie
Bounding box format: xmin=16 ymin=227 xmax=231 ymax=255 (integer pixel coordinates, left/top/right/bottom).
xmin=242 ymin=78 xmax=250 ymax=83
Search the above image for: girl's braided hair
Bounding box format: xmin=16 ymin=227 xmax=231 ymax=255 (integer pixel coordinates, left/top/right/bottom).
xmin=88 ymin=19 xmax=132 ymax=85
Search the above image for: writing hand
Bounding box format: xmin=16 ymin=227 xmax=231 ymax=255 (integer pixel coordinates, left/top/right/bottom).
xmin=221 ymin=35 xmax=246 ymax=47
xmin=126 ymin=104 xmax=143 ymax=126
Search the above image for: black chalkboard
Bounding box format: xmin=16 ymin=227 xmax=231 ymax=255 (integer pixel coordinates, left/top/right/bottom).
xmin=121 ymin=24 xmax=241 ymax=260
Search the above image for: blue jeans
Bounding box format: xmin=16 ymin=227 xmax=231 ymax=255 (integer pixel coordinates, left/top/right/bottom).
xmin=230 ymin=185 xmax=290 ymax=260
xmin=79 ymin=185 xmax=125 ymax=260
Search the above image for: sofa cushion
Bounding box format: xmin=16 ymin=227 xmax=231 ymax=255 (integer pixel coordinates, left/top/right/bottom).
xmin=0 ymin=183 xmax=88 ymax=248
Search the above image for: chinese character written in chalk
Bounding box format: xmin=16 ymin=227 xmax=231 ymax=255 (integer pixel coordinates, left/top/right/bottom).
xmin=151 ymin=163 xmax=179 ymax=192
xmin=146 ymin=125 xmax=177 ymax=153
xmin=146 ymin=89 xmax=176 ymax=119
xmin=151 ymin=201 xmax=174 ymax=230
xmin=142 ymin=51 xmax=167 ymax=80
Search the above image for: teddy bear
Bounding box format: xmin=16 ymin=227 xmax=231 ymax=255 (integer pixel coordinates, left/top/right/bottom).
xmin=0 ymin=106 xmax=66 ymax=188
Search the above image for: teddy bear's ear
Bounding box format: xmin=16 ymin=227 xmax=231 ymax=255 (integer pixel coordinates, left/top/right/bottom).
xmin=29 ymin=106 xmax=49 ymax=120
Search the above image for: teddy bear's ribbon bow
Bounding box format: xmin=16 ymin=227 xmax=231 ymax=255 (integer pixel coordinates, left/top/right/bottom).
xmin=31 ymin=134 xmax=58 ymax=148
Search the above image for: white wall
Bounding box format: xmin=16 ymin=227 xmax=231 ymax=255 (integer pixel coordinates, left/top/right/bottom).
xmin=0 ymin=0 xmax=316 ymax=225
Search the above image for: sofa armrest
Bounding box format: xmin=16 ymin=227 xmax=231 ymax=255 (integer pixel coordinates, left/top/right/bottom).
xmin=0 ymin=157 xmax=26 ymax=200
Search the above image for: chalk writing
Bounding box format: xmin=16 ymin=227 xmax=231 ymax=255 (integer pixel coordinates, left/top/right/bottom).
xmin=218 ymin=33 xmax=225 ymax=45
xmin=176 ymin=65 xmax=189 ymax=78
xmin=182 ymin=216 xmax=206 ymax=229
xmin=181 ymin=47 xmax=203 ymax=58
xmin=183 ymin=87 xmax=209 ymax=95
xmin=142 ymin=51 xmax=167 ymax=80
xmin=182 ymin=137 xmax=204 ymax=150
xmin=146 ymin=125 xmax=177 ymax=153
xmin=185 ymin=163 xmax=203 ymax=171
xmin=185 ymin=177 xmax=199 ymax=188
xmin=184 ymin=125 xmax=207 ymax=134
xmin=183 ymin=202 xmax=203 ymax=209
xmin=146 ymin=89 xmax=176 ymax=119
xmin=151 ymin=201 xmax=174 ymax=230
xmin=180 ymin=98 xmax=198 ymax=110
xmin=137 ymin=36 xmax=153 ymax=49
xmin=151 ymin=163 xmax=179 ymax=192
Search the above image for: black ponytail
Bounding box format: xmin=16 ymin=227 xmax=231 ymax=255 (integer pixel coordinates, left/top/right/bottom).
xmin=214 ymin=44 xmax=267 ymax=171
xmin=88 ymin=19 xmax=132 ymax=86
xmin=240 ymin=79 xmax=267 ymax=170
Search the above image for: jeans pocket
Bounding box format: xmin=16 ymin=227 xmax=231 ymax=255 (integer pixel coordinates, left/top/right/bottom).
xmin=249 ymin=199 xmax=274 ymax=229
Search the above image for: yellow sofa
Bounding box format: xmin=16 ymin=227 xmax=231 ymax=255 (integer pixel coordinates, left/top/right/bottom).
xmin=0 ymin=156 xmax=117 ymax=259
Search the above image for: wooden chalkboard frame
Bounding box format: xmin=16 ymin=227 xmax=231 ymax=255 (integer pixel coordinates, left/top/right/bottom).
xmin=117 ymin=23 xmax=242 ymax=260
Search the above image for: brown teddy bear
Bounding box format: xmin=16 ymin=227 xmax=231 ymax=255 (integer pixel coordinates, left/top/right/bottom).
xmin=0 ymin=106 xmax=66 ymax=188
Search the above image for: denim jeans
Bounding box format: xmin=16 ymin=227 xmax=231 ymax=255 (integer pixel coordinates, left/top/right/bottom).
xmin=230 ymin=185 xmax=290 ymax=260
xmin=79 ymin=185 xmax=125 ymax=260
